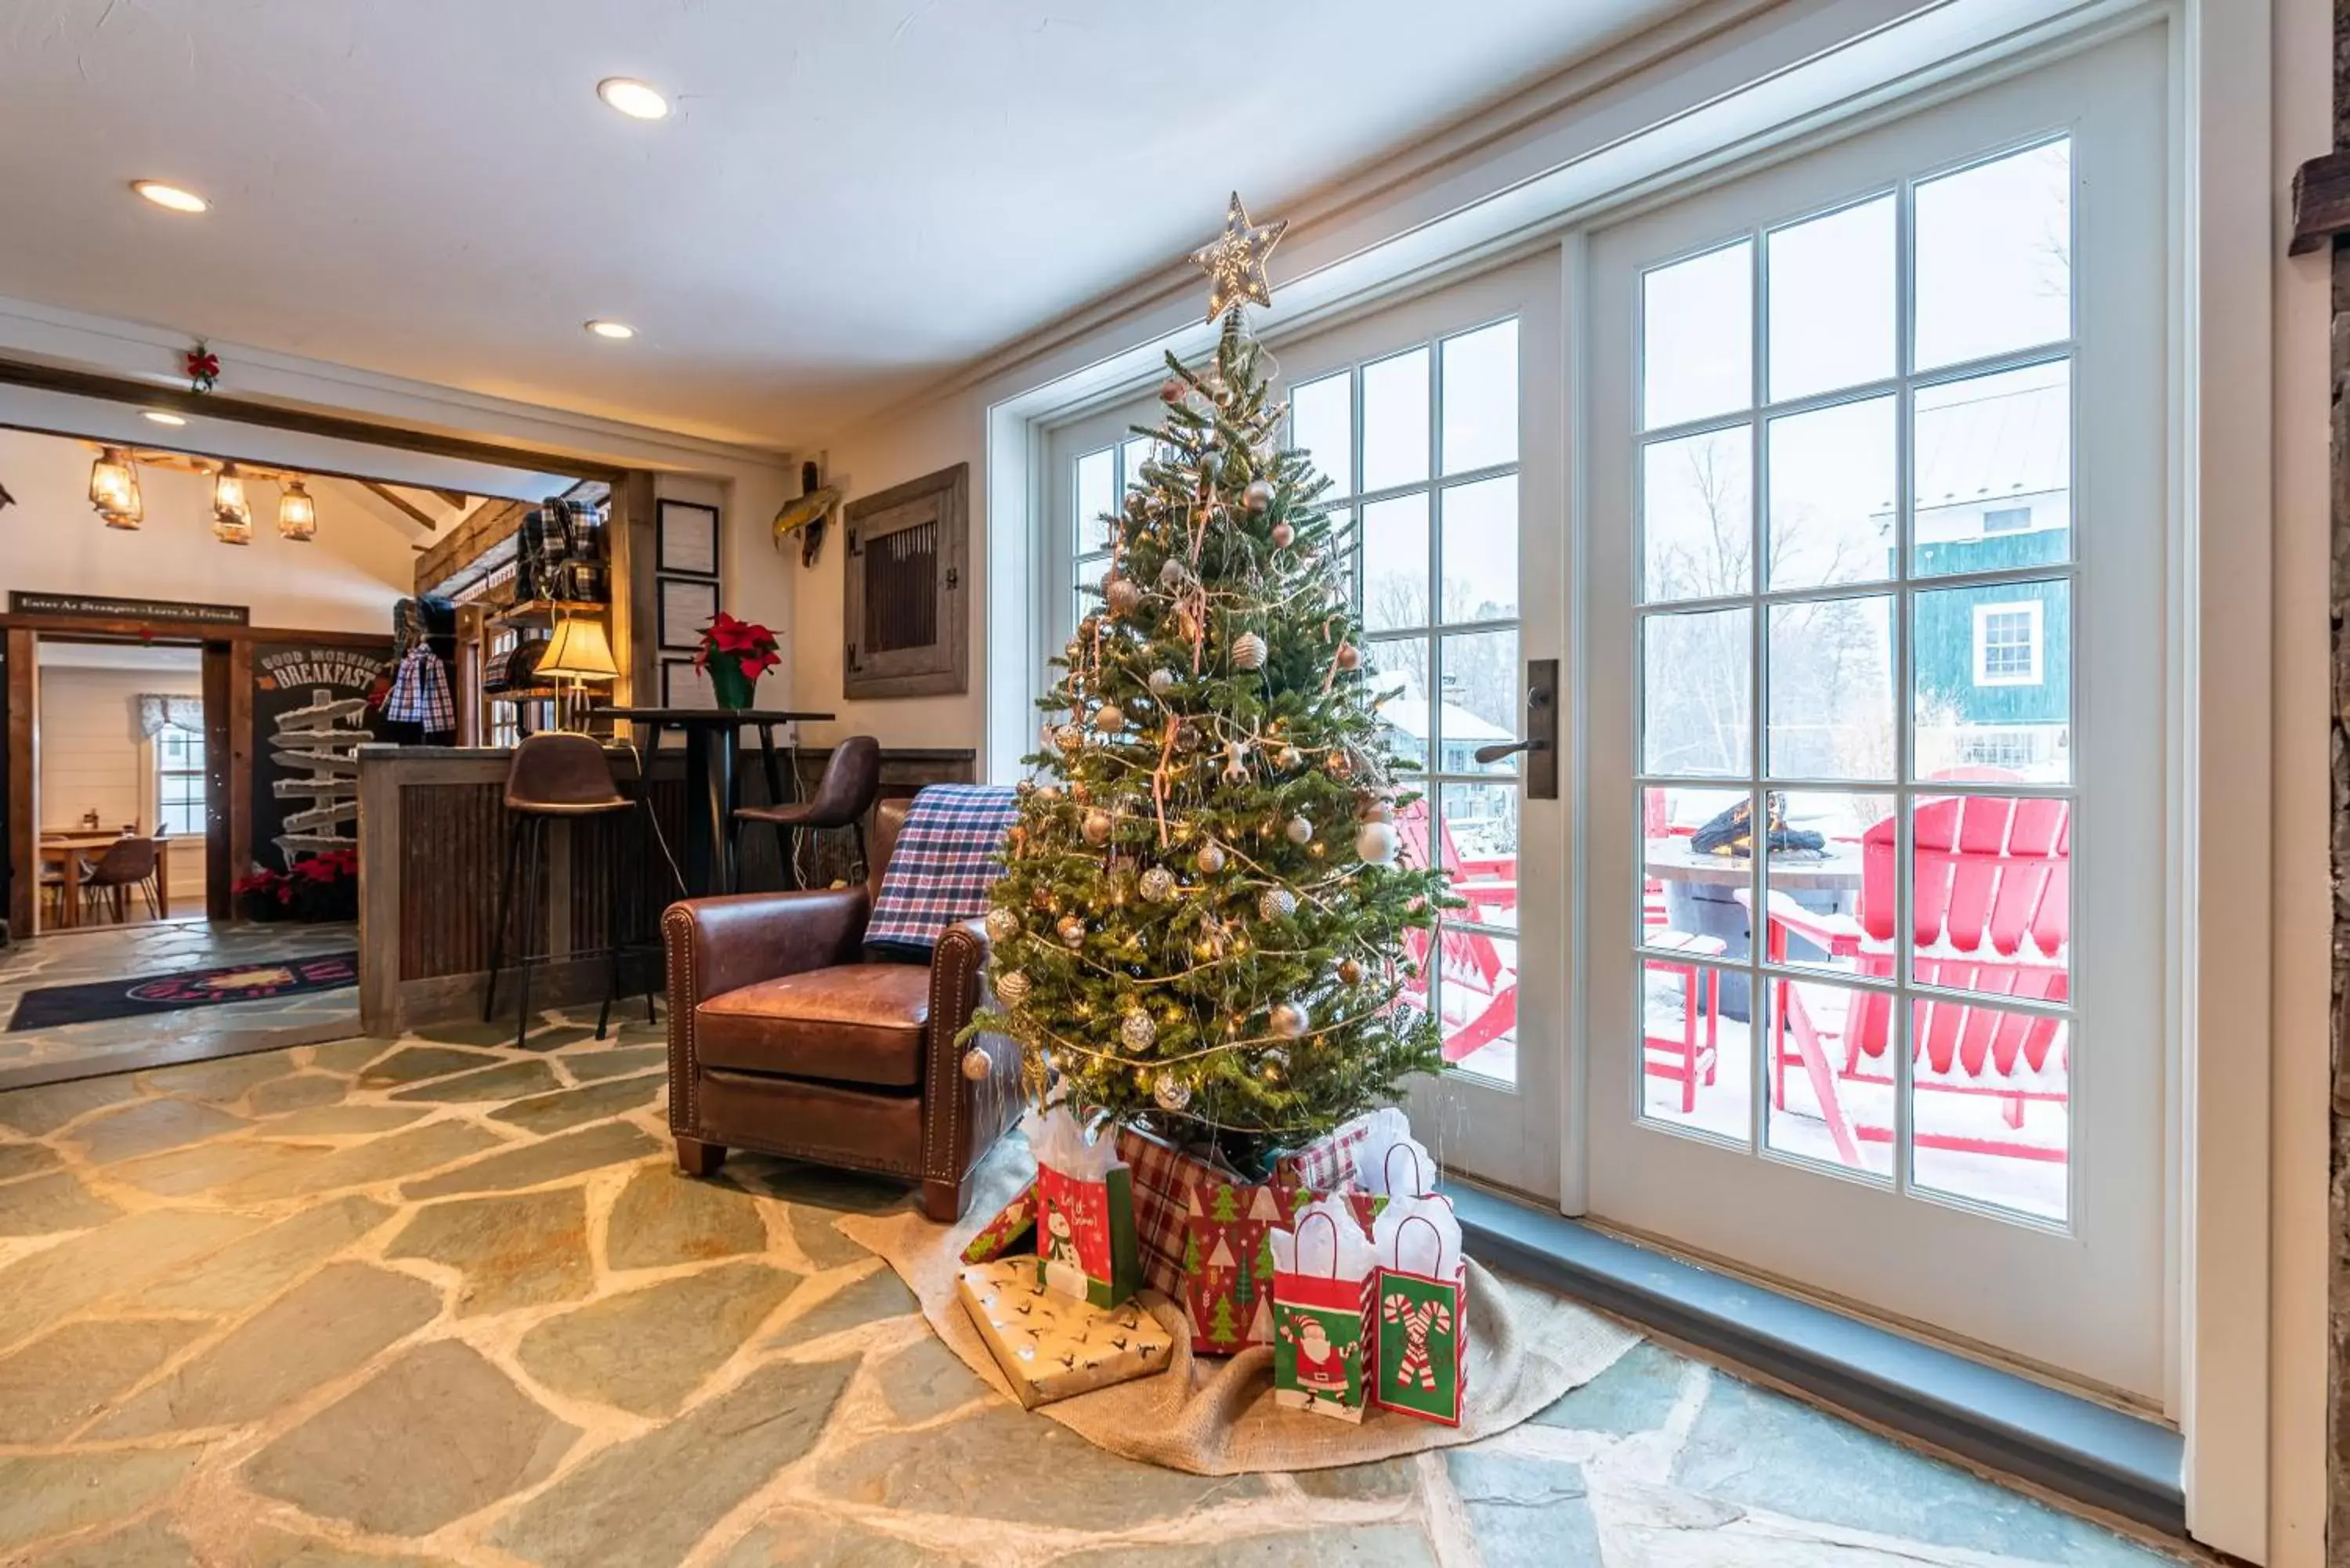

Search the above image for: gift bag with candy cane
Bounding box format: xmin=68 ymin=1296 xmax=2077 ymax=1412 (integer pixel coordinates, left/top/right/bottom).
xmin=1027 ymin=1107 xmax=1141 ymax=1308
xmin=1270 ymin=1196 xmax=1377 ymax=1423
xmin=1372 ymin=1194 xmax=1469 ymax=1425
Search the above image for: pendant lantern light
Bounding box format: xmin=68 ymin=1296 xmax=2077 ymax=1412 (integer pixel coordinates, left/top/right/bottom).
xmin=277 ymin=477 xmax=317 ymax=541
xmin=212 ymin=461 xmax=252 ymax=544
xmin=88 ymin=446 xmax=143 ymax=529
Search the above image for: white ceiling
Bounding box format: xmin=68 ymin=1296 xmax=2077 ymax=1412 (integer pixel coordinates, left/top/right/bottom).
xmin=0 ymin=0 xmax=1689 ymax=450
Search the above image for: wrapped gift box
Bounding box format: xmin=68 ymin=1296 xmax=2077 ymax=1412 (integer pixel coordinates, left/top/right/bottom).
xmin=956 ymin=1260 xmax=1174 ymax=1409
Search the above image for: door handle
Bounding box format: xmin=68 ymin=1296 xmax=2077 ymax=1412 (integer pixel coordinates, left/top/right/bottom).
xmin=1474 ymin=659 xmax=1558 ymax=800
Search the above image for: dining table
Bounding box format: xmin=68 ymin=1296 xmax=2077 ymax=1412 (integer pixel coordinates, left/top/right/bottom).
xmin=37 ymin=831 xmax=161 ymax=929
xmin=1643 ymin=836 xmax=1863 ymax=1020
xmin=599 ymin=707 xmax=836 ymax=898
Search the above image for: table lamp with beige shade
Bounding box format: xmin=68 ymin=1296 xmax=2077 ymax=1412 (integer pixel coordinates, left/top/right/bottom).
xmin=537 ymin=614 xmax=619 ymax=732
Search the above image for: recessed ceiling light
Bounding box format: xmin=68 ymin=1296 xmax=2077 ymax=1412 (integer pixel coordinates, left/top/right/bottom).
xmin=597 ymin=78 xmax=669 ymax=121
xmin=585 ymin=320 xmax=636 ymax=340
xmin=131 ymin=180 xmax=208 ymax=214
xmin=142 ymin=410 xmax=186 ymax=427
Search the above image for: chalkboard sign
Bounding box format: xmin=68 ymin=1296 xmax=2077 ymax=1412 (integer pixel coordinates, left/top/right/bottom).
xmin=8 ymin=591 xmax=248 ymax=626
xmin=250 ymin=644 xmax=389 ymax=873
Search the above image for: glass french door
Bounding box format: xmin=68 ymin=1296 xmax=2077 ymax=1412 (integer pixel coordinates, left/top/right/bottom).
xmin=1582 ymin=31 xmax=2170 ymax=1400
xmin=1046 ymin=255 xmax=1567 ymax=1199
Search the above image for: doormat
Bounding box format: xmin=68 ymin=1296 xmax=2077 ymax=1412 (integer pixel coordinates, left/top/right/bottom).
xmin=6 ymin=952 xmax=360 ymax=1031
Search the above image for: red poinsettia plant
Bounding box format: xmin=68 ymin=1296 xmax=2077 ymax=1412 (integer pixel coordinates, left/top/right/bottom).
xmin=696 ymin=612 xmax=781 ymax=709
xmin=233 ymin=849 xmax=358 ymax=922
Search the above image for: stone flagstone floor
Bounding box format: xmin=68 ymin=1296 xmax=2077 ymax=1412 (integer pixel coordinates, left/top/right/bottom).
xmin=0 ymin=1013 xmax=2196 ymax=1566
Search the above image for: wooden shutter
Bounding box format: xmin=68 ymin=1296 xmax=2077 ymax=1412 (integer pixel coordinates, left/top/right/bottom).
xmin=843 ymin=463 xmax=968 ymax=699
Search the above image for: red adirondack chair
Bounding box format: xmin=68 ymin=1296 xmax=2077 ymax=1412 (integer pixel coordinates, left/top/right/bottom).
xmin=1744 ymin=793 xmax=2070 ymax=1166
xmin=1394 ymin=800 xmax=1518 ymax=1062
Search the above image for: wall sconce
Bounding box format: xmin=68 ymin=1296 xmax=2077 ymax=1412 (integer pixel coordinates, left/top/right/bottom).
xmin=88 ymin=446 xmax=143 ymax=529
xmin=277 ymin=477 xmax=317 ymax=541
xmin=212 ymin=461 xmax=252 ymax=544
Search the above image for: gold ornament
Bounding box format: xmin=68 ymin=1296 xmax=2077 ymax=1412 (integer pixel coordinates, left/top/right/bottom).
xmin=1231 ymin=631 xmax=1267 ymax=670
xmin=1277 ymin=744 xmax=1303 ymax=770
xmin=1261 ymin=1048 xmax=1288 ymax=1082
xmin=1269 ymin=1000 xmax=1311 ymax=1038
xmin=1122 ymin=1010 xmax=1158 ymax=1050
xmin=1258 ymin=887 xmax=1297 ymax=921
xmin=1092 ymin=701 xmax=1125 ymax=732
xmin=1271 ymin=522 xmax=1295 ymax=548
xmin=1189 ymin=192 xmax=1289 ymax=321
xmin=961 ymin=1046 xmax=993 ymax=1082
xmin=1325 ymin=750 xmax=1355 ymax=779
xmin=1054 ymin=724 xmax=1084 ymax=755
xmin=1139 ymin=865 xmax=1177 ymax=902
xmin=1082 ymin=809 xmax=1113 ymax=847
xmin=1106 ymin=576 xmax=1142 ymax=617
xmin=1195 ymin=841 xmax=1227 ymax=876
xmin=995 ymin=970 xmax=1032 ymax=1006
xmin=985 ymin=907 xmax=1020 ymax=943
xmin=1338 ymin=957 xmax=1366 ymax=985
xmin=1057 ymin=915 xmax=1086 ymax=948
xmin=1152 ymin=1071 xmax=1193 ymax=1112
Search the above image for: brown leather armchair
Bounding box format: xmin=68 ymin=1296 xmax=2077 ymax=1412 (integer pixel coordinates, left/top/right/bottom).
xmin=661 ymin=797 xmax=1022 ymax=1220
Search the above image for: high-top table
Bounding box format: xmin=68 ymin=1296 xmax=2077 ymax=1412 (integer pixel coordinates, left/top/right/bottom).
xmin=599 ymin=707 xmax=834 ymax=897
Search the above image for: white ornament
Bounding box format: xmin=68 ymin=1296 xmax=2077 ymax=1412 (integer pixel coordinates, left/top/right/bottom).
xmin=1258 ymin=887 xmax=1297 ymax=921
xmin=1122 ymin=1010 xmax=1158 ymax=1050
xmin=1284 ymin=815 xmax=1314 ymax=845
xmin=984 ymin=907 xmax=1020 ymax=943
xmin=1139 ymin=865 xmax=1177 ymax=902
xmin=1354 ymin=820 xmax=1401 ymax=866
xmin=961 ymin=1047 xmax=993 ymax=1082
xmin=1230 ymin=631 xmax=1267 ymax=671
xmin=1083 ymin=809 xmax=1113 ymax=847
xmin=1152 ymin=1072 xmax=1192 ymax=1112
xmin=1269 ymin=1001 xmax=1311 ymax=1039
xmin=995 ymin=970 xmax=1032 ymax=1006
xmin=1148 ymin=667 xmax=1178 ymax=697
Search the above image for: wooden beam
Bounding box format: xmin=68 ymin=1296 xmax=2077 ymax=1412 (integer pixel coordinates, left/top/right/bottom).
xmin=415 ymin=498 xmax=530 ymax=597
xmin=0 ymin=357 xmax=627 ymax=483
xmin=5 ymin=628 xmax=34 ymax=939
xmin=363 ymin=480 xmax=439 ymax=531
xmin=2289 ymin=150 xmax=2350 ymax=255
xmin=430 ymin=488 xmax=469 ymax=510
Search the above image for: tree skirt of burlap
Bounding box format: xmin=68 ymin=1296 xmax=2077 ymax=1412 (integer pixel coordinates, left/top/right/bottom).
xmin=836 ymin=1137 xmax=1641 ymax=1476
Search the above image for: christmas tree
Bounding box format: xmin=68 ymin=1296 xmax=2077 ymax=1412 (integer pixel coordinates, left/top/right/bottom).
xmin=967 ymin=196 xmax=1452 ymax=1173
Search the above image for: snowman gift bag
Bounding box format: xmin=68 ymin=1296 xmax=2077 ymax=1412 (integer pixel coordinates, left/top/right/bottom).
xmin=1026 ymin=1106 xmax=1141 ymax=1308
xmin=1269 ymin=1196 xmax=1377 ymax=1423
xmin=1372 ymin=1194 xmax=1469 ymax=1425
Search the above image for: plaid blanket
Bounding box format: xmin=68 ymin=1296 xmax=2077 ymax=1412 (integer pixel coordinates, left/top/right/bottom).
xmin=1117 ymin=1118 xmax=1373 ymax=1299
xmin=864 ymin=784 xmax=1020 ymax=952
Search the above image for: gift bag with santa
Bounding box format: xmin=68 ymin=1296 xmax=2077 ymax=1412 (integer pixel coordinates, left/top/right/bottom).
xmin=1027 ymin=1105 xmax=1141 ymax=1307
xmin=1269 ymin=1196 xmax=1377 ymax=1422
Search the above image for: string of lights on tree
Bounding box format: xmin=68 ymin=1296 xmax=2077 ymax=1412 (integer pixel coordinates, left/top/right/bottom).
xmin=960 ymin=195 xmax=1458 ymax=1172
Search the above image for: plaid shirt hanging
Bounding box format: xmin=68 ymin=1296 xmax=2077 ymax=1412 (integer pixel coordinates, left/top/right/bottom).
xmin=381 ymin=642 xmax=454 ymax=732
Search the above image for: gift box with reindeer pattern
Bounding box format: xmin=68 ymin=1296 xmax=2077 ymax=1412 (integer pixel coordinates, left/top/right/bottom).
xmin=956 ymin=1259 xmax=1173 ymax=1409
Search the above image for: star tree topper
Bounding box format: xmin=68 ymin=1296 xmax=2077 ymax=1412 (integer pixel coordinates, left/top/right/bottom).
xmin=1190 ymin=193 xmax=1287 ymax=321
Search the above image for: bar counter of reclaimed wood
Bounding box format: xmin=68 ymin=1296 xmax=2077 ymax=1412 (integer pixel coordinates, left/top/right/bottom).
xmin=355 ymin=741 xmax=976 ymax=1035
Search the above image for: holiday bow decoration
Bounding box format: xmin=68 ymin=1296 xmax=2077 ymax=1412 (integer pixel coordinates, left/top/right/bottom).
xmin=185 ymin=343 xmax=219 ymax=395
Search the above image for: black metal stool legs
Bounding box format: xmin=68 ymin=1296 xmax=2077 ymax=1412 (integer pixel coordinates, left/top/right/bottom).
xmin=483 ymin=815 xmax=525 ymax=1023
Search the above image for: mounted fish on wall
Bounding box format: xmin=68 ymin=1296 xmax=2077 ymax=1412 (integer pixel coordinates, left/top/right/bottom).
xmin=772 ymin=460 xmax=839 ymax=568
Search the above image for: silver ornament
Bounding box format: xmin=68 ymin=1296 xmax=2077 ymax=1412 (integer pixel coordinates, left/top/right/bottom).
xmin=1271 ymin=522 xmax=1295 ymax=548
xmin=995 ymin=970 xmax=1032 ymax=1006
xmin=1354 ymin=820 xmax=1401 ymax=866
xmin=985 ymin=907 xmax=1020 ymax=943
xmin=1083 ymin=809 xmax=1113 ymax=847
xmin=1270 ymin=1001 xmax=1311 ymax=1039
xmin=1057 ymin=915 xmax=1086 ymax=948
xmin=1284 ymin=815 xmax=1314 ymax=845
xmin=1242 ymin=479 xmax=1275 ymax=513
xmin=1158 ymin=558 xmax=1188 ymax=587
xmin=1231 ymin=631 xmax=1267 ymax=670
xmin=1139 ymin=865 xmax=1177 ymax=902
xmin=1152 ymin=1071 xmax=1192 ymax=1112
xmin=1105 ymin=576 xmax=1142 ymax=616
xmin=1195 ymin=841 xmax=1227 ymax=876
xmin=1122 ymin=1010 xmax=1158 ymax=1050
xmin=961 ymin=1046 xmax=993 ymax=1082
xmin=1148 ymin=667 xmax=1178 ymax=697
xmin=1092 ymin=700 xmax=1125 ymax=732
xmin=1258 ymin=886 xmax=1297 ymax=921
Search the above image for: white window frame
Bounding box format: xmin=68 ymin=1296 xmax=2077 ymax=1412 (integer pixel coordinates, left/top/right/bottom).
xmin=1972 ymin=598 xmax=2044 ymax=685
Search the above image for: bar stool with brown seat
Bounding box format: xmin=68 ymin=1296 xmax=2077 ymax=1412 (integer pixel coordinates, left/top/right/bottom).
xmin=483 ymin=732 xmax=658 ymax=1047
xmin=732 ymin=735 xmax=880 ymax=889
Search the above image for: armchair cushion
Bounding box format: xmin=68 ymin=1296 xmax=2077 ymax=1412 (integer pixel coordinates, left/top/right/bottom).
xmin=695 ymin=961 xmax=929 ymax=1087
